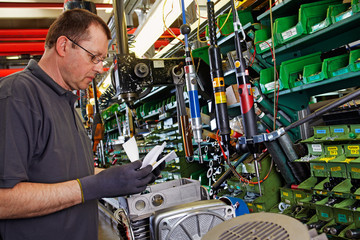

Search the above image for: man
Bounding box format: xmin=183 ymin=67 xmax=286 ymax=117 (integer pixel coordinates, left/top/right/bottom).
xmin=0 ymin=9 xmax=160 ymax=240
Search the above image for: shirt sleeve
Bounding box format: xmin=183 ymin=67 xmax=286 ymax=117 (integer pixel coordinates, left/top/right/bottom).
xmin=0 ymin=95 xmax=39 ymax=188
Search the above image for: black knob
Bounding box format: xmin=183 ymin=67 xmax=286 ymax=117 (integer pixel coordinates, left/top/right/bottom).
xmin=180 ymin=24 xmax=191 ymax=35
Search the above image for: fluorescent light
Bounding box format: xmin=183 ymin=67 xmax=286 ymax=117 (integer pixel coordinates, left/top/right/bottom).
xmin=154 ymin=0 xmax=230 ymax=58
xmin=132 ymin=0 xmax=193 ymax=57
xmin=6 ymin=56 xmax=20 ymax=60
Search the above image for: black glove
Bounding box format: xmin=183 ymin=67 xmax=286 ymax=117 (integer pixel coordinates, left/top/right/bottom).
xmin=152 ymin=157 xmax=166 ymax=179
xmin=79 ymin=160 xmax=154 ymax=201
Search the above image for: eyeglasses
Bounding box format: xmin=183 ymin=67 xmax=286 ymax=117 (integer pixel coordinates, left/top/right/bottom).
xmin=66 ymin=36 xmax=105 ymax=64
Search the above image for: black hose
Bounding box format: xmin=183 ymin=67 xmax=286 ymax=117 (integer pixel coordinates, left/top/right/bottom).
xmin=285 ymin=88 xmax=360 ymax=131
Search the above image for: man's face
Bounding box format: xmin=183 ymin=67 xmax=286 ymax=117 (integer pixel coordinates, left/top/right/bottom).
xmin=62 ymin=23 xmax=108 ymax=90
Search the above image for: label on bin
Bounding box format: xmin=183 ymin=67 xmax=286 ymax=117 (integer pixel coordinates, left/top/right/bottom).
xmin=316 ymin=129 xmax=327 ymax=134
xmin=338 ymin=214 xmax=348 ymax=223
xmin=335 ymin=10 xmax=353 ymax=22
xmin=265 ymin=81 xmax=276 ymax=91
xmin=283 ymin=192 xmax=289 ymax=196
xmin=348 ymin=146 xmax=360 ymax=155
xmin=330 ymin=166 xmax=342 ymax=172
xmin=321 ymin=212 xmax=329 ymax=218
xmin=313 ymin=165 xmax=324 ymax=170
xmin=352 ymin=167 xmax=360 ymax=173
xmin=311 ymin=20 xmax=327 ymax=33
xmin=316 ymin=190 xmax=327 ymax=195
xmin=259 ymin=39 xmax=272 ymax=51
xmin=282 ymin=27 xmax=297 ymax=40
xmin=328 ymin=146 xmax=338 ymax=155
xmin=349 ymin=146 xmax=359 ymax=154
xmin=257 ymin=205 xmax=263 ymax=209
xmin=312 ymin=144 xmax=322 ymax=152
xmin=295 ymin=194 xmax=302 ymax=198
xmin=334 ymin=128 xmax=344 ymax=133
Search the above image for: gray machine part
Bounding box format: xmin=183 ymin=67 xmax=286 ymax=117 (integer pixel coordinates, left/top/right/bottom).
xmin=151 ymin=199 xmax=235 ymax=240
xmin=202 ymin=212 xmax=328 ymax=240
xmin=126 ymin=179 xmax=207 ymax=221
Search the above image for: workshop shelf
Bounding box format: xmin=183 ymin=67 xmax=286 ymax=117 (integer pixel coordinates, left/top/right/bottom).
xmin=261 ymin=12 xmax=360 ymax=65
xmin=266 ymin=70 xmax=360 ymax=111
xmin=257 ymin=0 xmax=316 ymax=23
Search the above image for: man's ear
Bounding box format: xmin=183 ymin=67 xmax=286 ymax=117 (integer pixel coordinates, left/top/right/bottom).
xmin=55 ymin=36 xmax=68 ymax=57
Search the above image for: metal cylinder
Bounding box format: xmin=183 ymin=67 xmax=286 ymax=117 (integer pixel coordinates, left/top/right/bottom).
xmin=113 ymin=0 xmax=129 ymax=55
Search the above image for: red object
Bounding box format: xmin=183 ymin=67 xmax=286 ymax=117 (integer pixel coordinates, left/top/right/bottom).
xmin=0 ymin=29 xmax=48 ymax=39
xmin=154 ymin=39 xmax=170 ymax=49
xmin=291 ymin=184 xmax=299 ymax=189
xmin=0 ymin=42 xmax=44 ymax=56
xmin=0 ymin=68 xmax=24 ymax=77
xmin=232 ymin=131 xmax=242 ymax=138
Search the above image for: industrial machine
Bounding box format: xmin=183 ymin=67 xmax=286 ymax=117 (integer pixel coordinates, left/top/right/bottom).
xmin=114 ymin=179 xmax=237 ymax=240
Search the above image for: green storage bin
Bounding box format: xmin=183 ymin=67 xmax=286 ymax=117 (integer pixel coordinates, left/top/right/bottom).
xmin=315 ymin=126 xmax=330 ymax=139
xmin=350 ymin=124 xmax=360 ymax=138
xmin=279 ymin=52 xmax=322 ymax=89
xmin=279 ymin=0 xmax=340 ymax=43
xmin=329 ymin=3 xmax=353 ymax=23
xmin=192 ymin=46 xmax=210 ymax=66
xmin=254 ymin=28 xmax=275 ymax=54
xmin=333 ymin=199 xmax=356 ymax=225
xmin=354 ymin=209 xmax=360 ymax=228
xmin=349 ymin=49 xmax=360 ymax=72
xmin=329 ymin=125 xmax=349 ymax=138
xmin=316 ymin=196 xmax=334 ymax=221
xmin=324 ymin=144 xmax=344 ymax=157
xmin=301 ymin=0 xmax=341 ymax=34
xmin=274 ymin=15 xmax=298 ymax=44
xmin=307 ymin=143 xmax=324 ymax=156
xmin=217 ymin=10 xmax=254 ymax=36
xmin=310 ymin=158 xmax=331 ymax=177
xmin=298 ymin=176 xmax=320 ymax=191
xmin=347 ymin=157 xmax=360 ymax=179
xmin=332 ymin=178 xmax=353 ymax=198
xmin=345 ymin=144 xmax=360 ymax=157
xmin=280 ymin=187 xmax=295 ymax=204
xmin=353 ymin=0 xmax=360 ymax=13
xmin=293 ymin=189 xmax=311 ymax=205
xmin=259 ymin=66 xmax=281 ymax=94
xmin=327 ymin=155 xmax=348 ymax=178
xmin=322 ymin=53 xmax=350 ymax=78
xmin=303 ymin=62 xmax=325 ymax=84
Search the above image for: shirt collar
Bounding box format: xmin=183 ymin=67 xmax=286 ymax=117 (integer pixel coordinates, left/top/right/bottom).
xmin=26 ymin=59 xmax=78 ymax=103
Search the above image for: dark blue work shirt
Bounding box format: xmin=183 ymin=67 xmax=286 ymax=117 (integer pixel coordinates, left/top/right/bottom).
xmin=0 ymin=60 xmax=98 ymax=240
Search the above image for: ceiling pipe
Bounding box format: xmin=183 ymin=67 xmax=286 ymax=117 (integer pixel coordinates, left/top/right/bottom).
xmin=0 ymin=29 xmax=48 ymax=39
xmin=0 ymin=42 xmax=44 ymax=56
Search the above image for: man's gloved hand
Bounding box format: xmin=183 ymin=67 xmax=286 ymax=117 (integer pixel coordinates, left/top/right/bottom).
xmin=79 ymin=160 xmax=154 ymax=202
xmin=151 ymin=154 xmax=166 ymax=180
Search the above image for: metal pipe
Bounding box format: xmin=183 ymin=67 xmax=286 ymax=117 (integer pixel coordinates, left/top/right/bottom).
xmin=285 ymin=88 xmax=360 ymax=131
xmin=113 ymin=0 xmax=129 ymax=55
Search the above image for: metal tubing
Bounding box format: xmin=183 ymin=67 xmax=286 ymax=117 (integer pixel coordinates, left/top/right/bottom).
xmin=113 ymin=0 xmax=129 ymax=55
xmin=212 ymin=153 xmax=250 ymax=190
xmin=285 ymin=88 xmax=360 ymax=131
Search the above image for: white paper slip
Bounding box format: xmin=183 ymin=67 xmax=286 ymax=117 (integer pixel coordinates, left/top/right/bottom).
xmin=141 ymin=142 xmax=166 ymax=168
xmin=122 ymin=137 xmax=139 ymax=162
xmin=151 ymin=150 xmax=177 ymax=170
